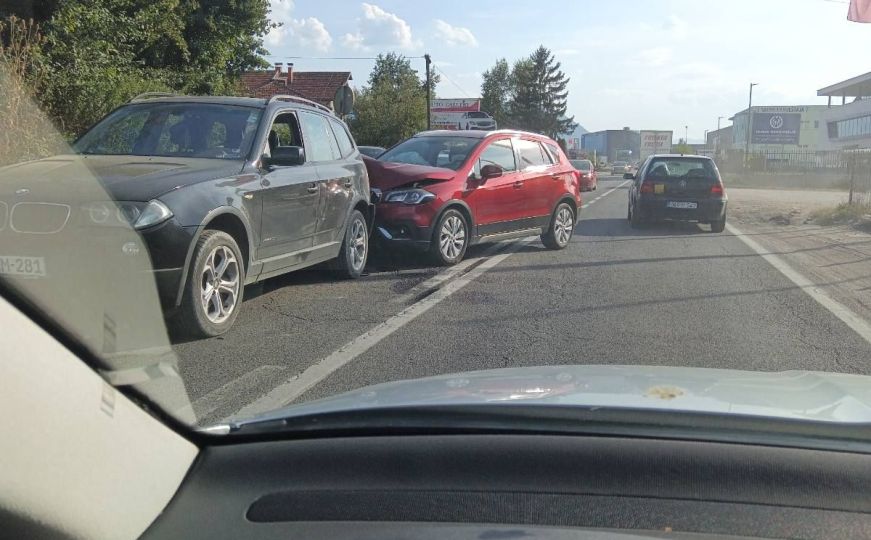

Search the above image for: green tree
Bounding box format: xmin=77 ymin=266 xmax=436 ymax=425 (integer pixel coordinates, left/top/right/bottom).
xmin=11 ymin=0 xmax=273 ymax=136
xmin=480 ymin=58 xmax=511 ymax=128
xmin=350 ymin=53 xmax=434 ymax=148
xmin=508 ymin=46 xmax=573 ymax=138
xmin=674 ymin=139 xmax=693 ymax=154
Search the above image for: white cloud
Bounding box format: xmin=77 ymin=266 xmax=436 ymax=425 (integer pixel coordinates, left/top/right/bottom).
xmin=554 ymin=48 xmax=582 ymax=56
xmin=434 ymin=19 xmax=478 ymax=47
xmin=663 ymin=15 xmax=688 ymax=39
xmin=639 ymin=47 xmax=673 ymax=67
xmin=342 ymin=3 xmax=417 ymax=51
xmin=265 ymin=0 xmax=332 ymax=52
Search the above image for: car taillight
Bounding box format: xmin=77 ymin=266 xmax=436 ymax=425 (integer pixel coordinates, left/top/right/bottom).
xmin=640 ymin=181 xmax=654 ymax=194
xmin=711 ymin=183 xmax=724 ymax=196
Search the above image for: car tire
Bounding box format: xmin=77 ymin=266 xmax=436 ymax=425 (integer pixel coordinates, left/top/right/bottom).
xmin=334 ymin=210 xmax=368 ymax=278
xmin=430 ymin=208 xmax=469 ymax=265
xmin=628 ymin=202 xmax=642 ymax=229
xmin=710 ymin=215 xmax=726 ymax=233
xmin=541 ymin=202 xmax=575 ymax=250
xmin=176 ymin=230 xmax=245 ymax=338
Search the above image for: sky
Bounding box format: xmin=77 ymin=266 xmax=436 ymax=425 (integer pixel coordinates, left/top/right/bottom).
xmin=265 ymin=0 xmax=869 ymax=142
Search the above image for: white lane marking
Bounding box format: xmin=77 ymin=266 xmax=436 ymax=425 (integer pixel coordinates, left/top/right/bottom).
xmin=230 ymin=237 xmax=538 ymax=419
xmin=389 ymin=240 xmax=510 ymax=304
xmin=191 ymin=365 xmax=285 ymax=420
xmin=726 ymin=222 xmax=871 ymax=347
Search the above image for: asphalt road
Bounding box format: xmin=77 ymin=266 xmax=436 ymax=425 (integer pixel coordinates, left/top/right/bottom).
xmin=173 ymin=176 xmax=871 ymax=425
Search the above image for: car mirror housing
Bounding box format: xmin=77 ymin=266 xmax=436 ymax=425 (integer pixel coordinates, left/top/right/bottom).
xmin=480 ymin=164 xmax=503 ymax=181
xmin=264 ymin=146 xmax=305 ymax=168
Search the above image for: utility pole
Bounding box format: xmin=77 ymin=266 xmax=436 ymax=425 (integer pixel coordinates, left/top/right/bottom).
xmin=684 ymin=125 xmax=688 ymax=145
xmin=745 ymin=82 xmax=758 ymax=169
xmin=424 ymin=53 xmax=432 ymax=130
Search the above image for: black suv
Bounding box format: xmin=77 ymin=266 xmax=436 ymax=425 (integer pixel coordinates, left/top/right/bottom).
xmin=0 ymin=94 xmax=372 ymax=338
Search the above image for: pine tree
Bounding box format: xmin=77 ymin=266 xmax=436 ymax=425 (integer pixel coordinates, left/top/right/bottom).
xmin=508 ymin=46 xmax=574 ymax=138
xmin=480 ymin=58 xmax=511 ymax=128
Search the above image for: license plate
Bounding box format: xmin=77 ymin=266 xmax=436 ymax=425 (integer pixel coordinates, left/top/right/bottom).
xmin=0 ymin=256 xmax=46 ymax=277
xmin=654 ymin=184 xmax=665 ymax=194
xmin=666 ymin=201 xmax=698 ymax=209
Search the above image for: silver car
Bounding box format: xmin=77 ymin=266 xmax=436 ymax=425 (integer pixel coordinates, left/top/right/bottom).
xmin=461 ymin=111 xmax=497 ymax=130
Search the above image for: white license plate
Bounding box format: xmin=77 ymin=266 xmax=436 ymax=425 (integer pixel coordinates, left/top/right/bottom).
xmin=666 ymin=201 xmax=698 ymax=209
xmin=0 ymin=256 xmax=46 ymax=277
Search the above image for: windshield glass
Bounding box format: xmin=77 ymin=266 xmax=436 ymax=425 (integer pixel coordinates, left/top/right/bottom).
xmin=379 ymin=136 xmax=480 ymax=170
xmin=3 ymin=1 xmax=871 ymax=442
xmin=571 ymin=160 xmax=592 ymax=171
xmin=646 ymin=157 xmax=718 ymax=179
xmin=74 ymin=103 xmax=262 ymax=159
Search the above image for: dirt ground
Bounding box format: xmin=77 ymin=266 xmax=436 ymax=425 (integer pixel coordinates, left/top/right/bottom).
xmin=728 ymin=187 xmax=871 ymax=329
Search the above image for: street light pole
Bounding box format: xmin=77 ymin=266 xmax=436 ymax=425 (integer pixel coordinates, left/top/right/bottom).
xmin=716 ymin=116 xmax=723 ymax=158
xmin=684 ymin=125 xmax=688 ymax=144
xmin=424 ymin=53 xmax=432 ymax=130
xmin=745 ymin=82 xmax=757 ymax=169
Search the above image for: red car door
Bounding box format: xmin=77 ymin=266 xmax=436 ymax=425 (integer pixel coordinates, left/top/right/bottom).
xmin=467 ymin=138 xmax=523 ymax=235
xmin=514 ymin=138 xmax=555 ymax=224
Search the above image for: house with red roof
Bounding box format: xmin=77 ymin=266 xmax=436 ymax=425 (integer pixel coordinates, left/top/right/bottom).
xmin=240 ymin=63 xmax=352 ymax=108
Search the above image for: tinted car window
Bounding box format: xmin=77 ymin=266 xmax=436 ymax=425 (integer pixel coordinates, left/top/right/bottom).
xmin=516 ymin=139 xmax=548 ymax=169
xmin=477 ymin=139 xmax=516 ymax=173
xmin=647 ymin=158 xmax=718 ymax=180
xmin=544 ymin=142 xmax=562 ymax=164
xmin=74 ymin=103 xmax=261 ymax=159
xmin=299 ymin=111 xmax=339 ymax=162
xmin=329 ymin=118 xmax=355 ymax=157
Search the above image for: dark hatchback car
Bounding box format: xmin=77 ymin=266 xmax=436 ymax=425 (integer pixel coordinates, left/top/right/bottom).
xmin=626 ymin=154 xmax=727 ymax=232
xmin=367 ymin=130 xmax=581 ymax=265
xmin=0 ymin=94 xmax=372 ymax=338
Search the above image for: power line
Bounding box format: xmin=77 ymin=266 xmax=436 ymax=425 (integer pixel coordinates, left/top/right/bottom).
xmin=433 ymin=65 xmax=473 ymax=97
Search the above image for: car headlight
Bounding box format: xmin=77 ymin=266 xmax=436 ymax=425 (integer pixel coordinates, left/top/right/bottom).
xmin=83 ymin=200 xmax=173 ymax=229
xmin=384 ymin=188 xmax=435 ymax=205
xmin=133 ymin=200 xmax=173 ymax=229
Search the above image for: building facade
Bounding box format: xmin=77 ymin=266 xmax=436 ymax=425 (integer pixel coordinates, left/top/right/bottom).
xmin=818 ymin=71 xmax=871 ymax=150
xmin=240 ymin=63 xmax=353 ymax=107
xmin=581 ymin=128 xmax=640 ymax=162
xmin=729 ymin=105 xmax=831 ymax=154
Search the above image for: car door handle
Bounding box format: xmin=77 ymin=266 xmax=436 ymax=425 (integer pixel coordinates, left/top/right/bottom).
xmin=307 ymin=183 xmax=319 ymax=193
xmin=551 ymin=173 xmax=562 ymax=180
xmin=513 ymin=180 xmax=524 ymax=189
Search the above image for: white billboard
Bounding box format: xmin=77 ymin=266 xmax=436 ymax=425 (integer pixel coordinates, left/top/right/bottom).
xmin=640 ymin=130 xmax=673 ymax=160
xmin=430 ymin=98 xmax=480 ymax=130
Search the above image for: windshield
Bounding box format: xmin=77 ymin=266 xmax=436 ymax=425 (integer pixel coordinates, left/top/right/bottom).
xmin=379 ymin=136 xmax=480 ymax=170
xmin=4 ymin=0 xmax=871 ymax=445
xmin=74 ymin=103 xmax=262 ymax=160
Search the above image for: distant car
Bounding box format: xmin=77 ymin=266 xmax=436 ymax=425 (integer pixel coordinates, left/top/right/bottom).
xmin=570 ymin=159 xmax=598 ymax=191
xmin=627 ymin=154 xmax=727 ymax=232
xmin=460 ymin=111 xmax=497 ymax=131
xmin=358 ymin=145 xmax=386 ymax=158
xmin=611 ymin=161 xmax=629 ymax=175
xmin=366 ymin=130 xmax=581 ymax=265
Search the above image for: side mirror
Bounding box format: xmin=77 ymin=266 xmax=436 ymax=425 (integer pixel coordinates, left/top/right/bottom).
xmin=480 ymin=164 xmax=504 ymax=181
xmin=263 ymin=146 xmax=305 ymax=168
xmin=623 ymin=172 xmax=635 ymax=180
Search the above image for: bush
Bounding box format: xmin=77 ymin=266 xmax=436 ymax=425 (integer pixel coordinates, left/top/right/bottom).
xmin=0 ymin=17 xmax=67 ymax=166
xmin=810 ymin=202 xmax=871 ymax=226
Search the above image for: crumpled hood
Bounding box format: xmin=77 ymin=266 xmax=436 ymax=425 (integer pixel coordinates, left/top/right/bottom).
xmin=363 ymin=155 xmax=456 ymax=191
xmin=235 ymin=365 xmax=871 ymax=425
xmin=0 ymin=154 xmax=244 ymax=202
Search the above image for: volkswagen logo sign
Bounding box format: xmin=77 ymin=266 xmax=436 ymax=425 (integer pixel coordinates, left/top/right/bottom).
xmin=14 ymin=188 xmax=29 ymax=196
xmin=769 ymin=115 xmax=784 ymax=129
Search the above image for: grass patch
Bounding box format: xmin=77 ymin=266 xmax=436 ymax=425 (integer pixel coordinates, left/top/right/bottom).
xmin=809 ymin=202 xmax=871 ymax=226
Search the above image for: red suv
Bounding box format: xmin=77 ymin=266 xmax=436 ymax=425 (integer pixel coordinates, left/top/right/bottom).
xmin=367 ymin=130 xmax=581 ymax=265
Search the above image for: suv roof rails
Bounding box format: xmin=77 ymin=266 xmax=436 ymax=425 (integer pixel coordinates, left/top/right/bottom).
xmin=268 ymin=94 xmax=333 ymax=114
xmin=129 ymin=92 xmax=177 ymax=102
